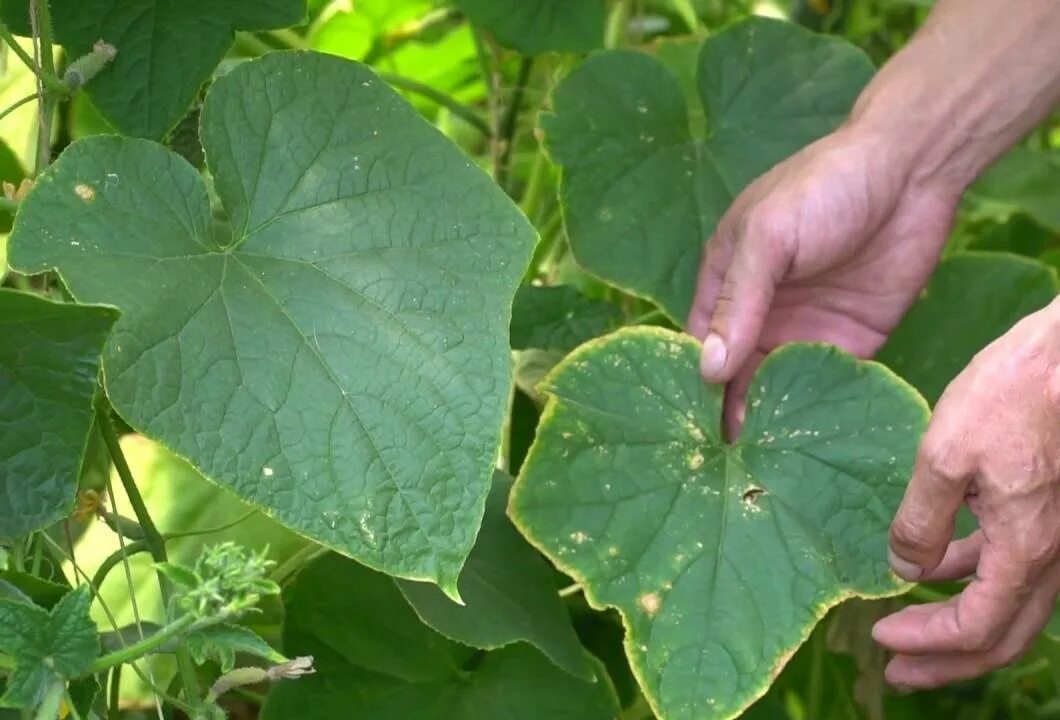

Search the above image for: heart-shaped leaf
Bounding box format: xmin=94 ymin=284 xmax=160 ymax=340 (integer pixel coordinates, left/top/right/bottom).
xmin=452 ymin=0 xmax=604 ymax=55
xmin=0 ymin=291 xmax=118 ymax=539
xmin=1 ymin=0 xmax=307 ymax=139
xmin=262 ymin=553 xmax=619 ymax=720
xmin=878 ymin=252 xmax=1058 ymax=405
xmin=510 ymin=327 xmax=927 ymax=720
xmin=540 ymin=18 xmax=873 ymax=321
xmin=10 ymin=51 xmax=535 ymax=593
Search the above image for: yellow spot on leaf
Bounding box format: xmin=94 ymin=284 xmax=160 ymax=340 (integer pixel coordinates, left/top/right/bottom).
xmin=74 ymin=183 xmax=95 ymax=201
xmin=638 ymin=591 xmax=662 ymax=616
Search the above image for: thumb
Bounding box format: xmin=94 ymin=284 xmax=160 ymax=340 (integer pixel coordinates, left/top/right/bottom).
xmin=889 ymin=437 xmax=972 ymax=580
xmin=699 ymin=223 xmax=791 ymax=383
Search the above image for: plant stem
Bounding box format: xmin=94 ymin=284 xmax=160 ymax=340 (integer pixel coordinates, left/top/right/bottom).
xmin=29 ymin=0 xmax=56 ymax=173
xmin=0 ymin=652 xmax=13 ymax=671
xmin=376 ymin=71 xmax=490 ymax=136
xmin=30 ymin=533 xmax=43 ymax=576
xmin=628 ymin=309 xmax=667 ymax=326
xmin=33 ymin=681 xmax=63 ymax=720
xmin=266 ymin=28 xmax=306 ymax=50
xmin=62 ymin=688 xmax=83 ymax=720
xmin=519 ymin=146 xmax=549 ymax=224
xmin=107 ymin=666 xmax=121 ymax=720
xmin=0 ymin=23 xmax=42 ymax=81
xmin=472 ymin=28 xmax=501 ymax=179
xmin=0 ymin=93 xmax=38 ymax=123
xmin=95 ymin=404 xmax=203 ymax=705
xmin=233 ymin=32 xmax=275 ymax=57
xmin=89 ymin=614 xmax=197 ymax=674
xmin=557 ymin=583 xmax=582 ymax=598
xmin=498 ymin=56 xmax=534 ymax=190
xmin=605 ymin=0 xmax=632 ymax=48
xmin=269 ymin=542 xmax=326 ymax=585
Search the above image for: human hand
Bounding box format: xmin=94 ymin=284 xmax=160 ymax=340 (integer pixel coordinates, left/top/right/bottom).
xmin=687 ymin=125 xmax=959 ymax=434
xmin=872 ymin=302 xmax=1060 ymax=689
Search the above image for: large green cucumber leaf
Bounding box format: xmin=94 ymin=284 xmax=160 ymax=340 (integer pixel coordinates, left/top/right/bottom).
xmin=878 ymin=252 xmax=1058 ymax=405
xmin=540 ymin=17 xmax=873 ymax=321
xmin=509 ymin=285 xmax=623 ymax=352
xmin=0 ymin=587 xmax=98 ymax=708
xmin=10 ymin=51 xmax=536 ymax=594
xmin=0 ymin=291 xmax=118 ymax=539
xmin=2 ymin=0 xmax=307 ymax=139
xmin=262 ymin=553 xmax=619 ymax=720
xmin=451 ymin=0 xmax=604 ymax=55
xmin=396 ymin=472 xmax=593 ymax=679
xmin=510 ymin=327 xmax=928 ymax=720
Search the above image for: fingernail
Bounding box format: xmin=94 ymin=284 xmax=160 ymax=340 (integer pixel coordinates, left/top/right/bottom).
xmin=700 ymin=333 xmax=728 ymax=380
xmin=888 ymin=547 xmax=924 ymax=581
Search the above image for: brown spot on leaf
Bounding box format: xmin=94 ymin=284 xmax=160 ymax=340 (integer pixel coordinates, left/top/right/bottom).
xmin=742 ymin=486 xmax=765 ymax=505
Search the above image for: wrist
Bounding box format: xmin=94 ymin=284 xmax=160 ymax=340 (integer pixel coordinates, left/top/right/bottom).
xmin=843 ymin=0 xmax=1060 ymax=197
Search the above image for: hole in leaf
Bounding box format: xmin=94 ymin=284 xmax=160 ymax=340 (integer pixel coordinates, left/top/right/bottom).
xmin=741 ymin=486 xmax=765 ymax=505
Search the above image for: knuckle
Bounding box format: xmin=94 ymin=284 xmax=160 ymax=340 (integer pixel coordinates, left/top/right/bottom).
xmin=990 ymin=640 xmax=1028 ymax=668
xmin=918 ymin=436 xmax=970 ymax=487
xmin=742 ymin=204 xmax=793 ymax=257
xmin=889 ymin=514 xmax=936 ymax=555
xmin=958 ymin=622 xmax=1004 ymax=654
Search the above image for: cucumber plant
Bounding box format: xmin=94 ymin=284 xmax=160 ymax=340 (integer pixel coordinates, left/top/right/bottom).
xmin=1 ymin=1 xmax=1059 ymax=719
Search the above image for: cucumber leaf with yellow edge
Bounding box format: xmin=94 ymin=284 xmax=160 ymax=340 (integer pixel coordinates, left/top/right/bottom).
xmin=510 ymin=327 xmax=928 ymax=720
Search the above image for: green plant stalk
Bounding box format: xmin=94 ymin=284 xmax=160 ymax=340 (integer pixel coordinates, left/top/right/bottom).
xmin=107 ymin=665 xmax=121 ymax=720
xmin=0 ymin=93 xmax=38 ymax=123
xmin=62 ymin=689 xmax=83 ymax=720
xmin=518 ymin=146 xmax=549 ymax=224
xmin=33 ymin=681 xmax=63 ymax=720
xmin=91 ymin=508 xmax=259 ymax=590
xmin=30 ymin=0 xmax=57 ymax=174
xmin=498 ymin=56 xmax=535 ymax=190
xmin=88 ymin=614 xmax=197 ymax=674
xmin=605 ymin=0 xmax=632 ymax=48
xmin=671 ymin=0 xmax=701 ymax=33
xmin=0 ymin=21 xmax=62 ymax=92
xmin=233 ymin=32 xmax=275 ymax=57
xmin=102 ymin=473 xmax=166 ymax=720
xmin=95 ymin=404 xmax=203 ymax=704
xmin=266 ymin=28 xmax=306 ymax=50
xmin=0 ymin=651 xmax=13 ymax=671
xmin=471 ymin=27 xmax=501 ymax=178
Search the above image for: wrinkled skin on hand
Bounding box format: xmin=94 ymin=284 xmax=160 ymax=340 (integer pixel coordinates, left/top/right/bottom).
xmin=687 ymin=127 xmax=957 ymax=436
xmin=688 ymin=121 xmax=1060 ymax=690
xmin=872 ymin=304 xmax=1060 ymax=689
